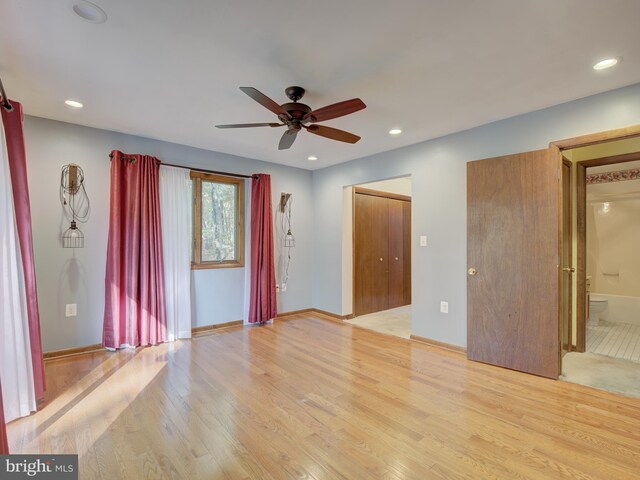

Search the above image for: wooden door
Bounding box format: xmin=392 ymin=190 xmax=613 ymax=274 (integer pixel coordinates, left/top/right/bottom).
xmin=467 ymin=149 xmax=560 ymax=379
xmin=388 ymin=198 xmax=411 ymax=308
xmin=354 ymin=193 xmax=390 ymax=315
xmin=402 ymin=200 xmax=412 ymax=305
xmin=388 ymin=199 xmax=405 ymax=308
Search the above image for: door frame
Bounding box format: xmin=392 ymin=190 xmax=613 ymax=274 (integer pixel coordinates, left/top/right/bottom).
xmin=561 ymin=158 xmax=573 ymax=353
xmin=573 ymin=150 xmax=640 ymax=351
xmin=549 ymin=124 xmax=640 ymax=353
xmin=352 ymin=186 xmax=411 ymax=317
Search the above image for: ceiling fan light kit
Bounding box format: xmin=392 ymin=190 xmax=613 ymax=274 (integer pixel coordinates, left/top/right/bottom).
xmin=216 ymin=86 xmax=366 ymax=150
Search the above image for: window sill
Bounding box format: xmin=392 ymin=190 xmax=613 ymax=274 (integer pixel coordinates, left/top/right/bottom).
xmin=191 ymin=261 xmax=244 ymax=270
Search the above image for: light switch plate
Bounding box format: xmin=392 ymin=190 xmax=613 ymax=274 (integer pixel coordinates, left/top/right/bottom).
xmin=440 ymin=301 xmax=448 ymax=314
xmin=65 ymin=304 xmax=77 ymax=317
xmin=420 ymin=235 xmax=427 ymax=247
xmin=281 ymin=283 xmax=287 ymax=292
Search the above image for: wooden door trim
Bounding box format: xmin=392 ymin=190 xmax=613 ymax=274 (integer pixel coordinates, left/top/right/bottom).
xmin=550 ymin=125 xmax=640 ymax=150
xmin=578 ymin=151 xmax=640 ymax=168
xmin=352 ymin=186 xmax=356 ymax=317
xmin=575 ymin=161 xmax=587 ymax=352
xmin=550 ymin=144 xmax=564 ymax=373
xmin=561 ymin=158 xmax=573 ymax=353
xmin=354 ymin=186 xmax=411 ymax=202
xmin=553 ymin=145 xmax=563 ymax=374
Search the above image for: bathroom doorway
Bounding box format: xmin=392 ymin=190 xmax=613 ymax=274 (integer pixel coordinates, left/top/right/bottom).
xmin=559 ymin=136 xmax=640 ymax=397
xmin=580 ymin=155 xmax=640 ymax=360
xmin=572 ymin=140 xmax=640 ymax=354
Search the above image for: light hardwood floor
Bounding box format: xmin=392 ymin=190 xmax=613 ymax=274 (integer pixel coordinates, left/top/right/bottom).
xmin=8 ymin=313 xmax=640 ymax=479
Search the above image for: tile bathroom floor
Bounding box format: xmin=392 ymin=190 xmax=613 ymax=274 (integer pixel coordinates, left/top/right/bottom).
xmin=587 ymin=320 xmax=640 ymax=362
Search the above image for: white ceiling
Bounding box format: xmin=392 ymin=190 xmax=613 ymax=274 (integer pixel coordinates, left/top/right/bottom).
xmin=1 ymin=0 xmax=639 ymax=170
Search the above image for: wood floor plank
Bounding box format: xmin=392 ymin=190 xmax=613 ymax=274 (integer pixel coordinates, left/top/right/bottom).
xmin=7 ymin=314 xmax=640 ymax=479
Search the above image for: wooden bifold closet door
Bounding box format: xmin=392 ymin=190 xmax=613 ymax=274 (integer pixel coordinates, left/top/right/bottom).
xmin=354 ymin=188 xmax=411 ymax=316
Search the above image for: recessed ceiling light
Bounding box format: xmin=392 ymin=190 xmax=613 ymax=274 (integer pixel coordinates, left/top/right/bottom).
xmin=593 ymin=57 xmax=620 ymax=70
xmin=72 ymin=1 xmax=107 ymax=23
xmin=65 ymin=100 xmax=84 ymax=108
xmin=307 ymin=156 xmax=318 ymax=161
xmin=389 ymin=129 xmax=402 ymax=135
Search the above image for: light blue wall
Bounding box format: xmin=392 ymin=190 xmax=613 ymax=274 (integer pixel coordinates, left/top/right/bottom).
xmin=24 ymin=116 xmax=313 ymax=351
xmin=23 ymin=83 xmax=640 ymax=351
xmin=312 ymin=83 xmax=640 ymax=347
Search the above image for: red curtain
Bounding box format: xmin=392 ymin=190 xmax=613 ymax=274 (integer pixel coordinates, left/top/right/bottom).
xmin=0 ymin=380 xmax=8 ymax=454
xmin=103 ymin=151 xmax=167 ymax=348
xmin=248 ymin=174 xmax=277 ymax=323
xmin=1 ymin=100 xmax=45 ymax=401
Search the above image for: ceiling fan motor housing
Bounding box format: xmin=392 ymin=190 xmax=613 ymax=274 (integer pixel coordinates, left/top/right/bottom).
xmin=280 ymin=102 xmax=312 ymax=122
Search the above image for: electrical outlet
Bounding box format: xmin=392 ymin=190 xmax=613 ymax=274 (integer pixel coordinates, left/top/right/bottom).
xmin=281 ymin=283 xmax=287 ymax=292
xmin=420 ymin=235 xmax=427 ymax=247
xmin=65 ymin=303 xmax=77 ymax=317
xmin=440 ymin=301 xmax=448 ymax=314
xmin=276 ymin=284 xmax=280 ymax=293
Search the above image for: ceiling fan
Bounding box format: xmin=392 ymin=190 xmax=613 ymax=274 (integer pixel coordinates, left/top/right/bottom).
xmin=216 ymin=86 xmax=366 ymax=150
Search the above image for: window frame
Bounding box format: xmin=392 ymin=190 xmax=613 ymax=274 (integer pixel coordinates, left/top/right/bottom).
xmin=191 ymin=171 xmax=245 ymax=270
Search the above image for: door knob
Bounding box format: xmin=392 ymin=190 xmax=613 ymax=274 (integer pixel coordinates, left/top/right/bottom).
xmin=379 ymin=257 xmax=383 ymax=262
xmin=468 ymin=267 xmax=477 ymax=276
xmin=562 ymin=267 xmax=575 ymax=273
xmin=395 ymin=256 xmax=399 ymax=261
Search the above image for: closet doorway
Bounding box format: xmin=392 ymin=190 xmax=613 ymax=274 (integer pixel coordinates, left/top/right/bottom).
xmin=354 ymin=187 xmax=411 ymax=315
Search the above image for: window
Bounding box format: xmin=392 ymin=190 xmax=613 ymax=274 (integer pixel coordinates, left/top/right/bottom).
xmin=191 ymin=172 xmax=244 ymax=269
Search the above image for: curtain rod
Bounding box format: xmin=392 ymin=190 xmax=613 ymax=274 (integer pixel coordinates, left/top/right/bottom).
xmin=163 ymin=162 xmax=257 ymax=179
xmin=0 ymin=75 xmax=14 ymax=112
xmin=108 ymin=153 xmax=257 ymax=179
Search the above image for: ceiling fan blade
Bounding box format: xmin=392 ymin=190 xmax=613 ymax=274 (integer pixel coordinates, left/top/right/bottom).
xmin=303 ymin=98 xmax=366 ymax=123
xmin=239 ymin=87 xmax=289 ymax=117
xmin=278 ymin=129 xmax=299 ymax=150
xmin=216 ymin=123 xmax=284 ymax=128
xmin=304 ymin=124 xmax=361 ymax=144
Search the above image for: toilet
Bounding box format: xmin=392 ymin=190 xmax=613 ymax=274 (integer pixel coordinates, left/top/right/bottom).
xmin=588 ymin=295 xmax=608 ymax=325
